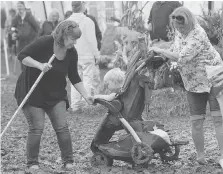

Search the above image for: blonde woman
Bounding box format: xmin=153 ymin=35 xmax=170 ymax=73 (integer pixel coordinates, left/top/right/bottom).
xmin=38 ymin=9 xmax=60 ymax=36
xmin=150 ymin=7 xmax=223 ymax=166
xmin=14 ymin=20 xmax=94 ymax=171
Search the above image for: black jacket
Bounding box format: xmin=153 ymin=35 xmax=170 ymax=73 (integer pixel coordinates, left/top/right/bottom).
xmin=38 ymin=20 xmax=59 ymax=37
xmin=15 ymin=35 xmax=81 ymax=109
xmin=148 ymin=1 xmax=182 ymax=41
xmin=12 ymin=11 xmax=40 ymax=52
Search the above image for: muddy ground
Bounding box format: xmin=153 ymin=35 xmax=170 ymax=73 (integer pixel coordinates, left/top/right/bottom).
xmin=1 ymin=56 xmax=223 ymax=174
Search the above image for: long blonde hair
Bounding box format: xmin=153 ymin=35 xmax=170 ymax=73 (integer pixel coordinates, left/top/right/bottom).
xmin=169 ymin=7 xmax=197 ymax=33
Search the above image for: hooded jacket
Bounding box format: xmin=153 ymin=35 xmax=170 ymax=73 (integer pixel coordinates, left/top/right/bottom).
xmin=67 ymin=13 xmax=100 ymax=60
xmin=148 ymin=1 xmax=182 ymax=41
xmin=12 ymin=11 xmax=39 ymax=52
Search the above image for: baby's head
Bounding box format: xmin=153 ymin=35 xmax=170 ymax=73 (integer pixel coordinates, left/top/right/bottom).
xmin=103 ymin=68 xmax=125 ymax=94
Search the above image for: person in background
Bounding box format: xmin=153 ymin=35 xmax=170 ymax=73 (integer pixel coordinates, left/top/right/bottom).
xmin=38 ymin=9 xmax=60 ymax=36
xmin=11 ymin=1 xmax=40 ymax=71
xmin=64 ymin=11 xmax=73 ymax=20
xmin=150 ymin=7 xmax=223 ymax=167
xmin=6 ymin=8 xmax=17 ymax=60
xmin=84 ymin=8 xmax=102 ymax=97
xmin=84 ymin=9 xmax=102 ymax=51
xmin=67 ymin=1 xmax=101 ymax=112
xmin=14 ymin=20 xmax=94 ymax=171
xmin=147 ymin=1 xmax=182 ymax=41
xmin=1 ymin=6 xmax=7 ymax=49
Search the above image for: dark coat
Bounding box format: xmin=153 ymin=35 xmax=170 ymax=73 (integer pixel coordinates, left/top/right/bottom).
xmin=1 ymin=8 xmax=6 ymax=29
xmin=11 ymin=11 xmax=40 ymax=53
xmin=38 ymin=20 xmax=59 ymax=37
xmin=148 ymin=1 xmax=182 ymax=41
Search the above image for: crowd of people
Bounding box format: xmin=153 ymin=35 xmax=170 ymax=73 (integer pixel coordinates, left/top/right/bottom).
xmin=1 ymin=1 xmax=222 ymax=172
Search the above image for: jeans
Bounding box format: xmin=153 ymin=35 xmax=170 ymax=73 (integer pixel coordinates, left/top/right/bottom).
xmin=23 ymin=101 xmax=73 ymax=167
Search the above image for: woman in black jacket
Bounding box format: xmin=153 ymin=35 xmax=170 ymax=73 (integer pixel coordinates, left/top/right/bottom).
xmin=14 ymin=20 xmax=94 ymax=171
xmin=12 ymin=1 xmax=39 ymax=53
xmin=38 ymin=9 xmax=60 ymax=37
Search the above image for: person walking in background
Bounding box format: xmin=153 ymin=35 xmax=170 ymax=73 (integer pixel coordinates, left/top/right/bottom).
xmin=84 ymin=8 xmax=102 ymax=99
xmin=11 ymin=1 xmax=40 ymax=71
xmin=14 ymin=20 xmax=94 ymax=171
xmin=38 ymin=9 xmax=60 ymax=37
xmin=150 ymin=7 xmax=223 ymax=167
xmin=6 ymin=8 xmax=17 ymax=60
xmin=147 ymin=1 xmax=182 ymax=41
xmin=1 ymin=6 xmax=7 ymax=49
xmin=67 ymin=1 xmax=101 ymax=112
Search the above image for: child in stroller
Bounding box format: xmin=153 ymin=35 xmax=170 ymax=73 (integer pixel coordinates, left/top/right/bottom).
xmin=90 ymin=36 xmax=188 ymax=170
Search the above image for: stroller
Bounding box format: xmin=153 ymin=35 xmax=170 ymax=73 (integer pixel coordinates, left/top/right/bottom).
xmin=90 ymin=36 xmax=188 ymax=169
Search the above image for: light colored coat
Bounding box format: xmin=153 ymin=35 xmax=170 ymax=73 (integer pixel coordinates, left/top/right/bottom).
xmin=67 ymin=13 xmax=100 ymax=60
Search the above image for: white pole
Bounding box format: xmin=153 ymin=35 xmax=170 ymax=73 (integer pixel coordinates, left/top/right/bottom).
xmin=221 ymin=2 xmax=223 ymax=48
xmin=3 ymin=38 xmax=10 ymax=76
xmin=119 ymin=117 xmax=142 ymax=143
xmin=217 ymin=94 xmax=223 ymax=169
xmin=0 ymin=54 xmax=56 ymax=138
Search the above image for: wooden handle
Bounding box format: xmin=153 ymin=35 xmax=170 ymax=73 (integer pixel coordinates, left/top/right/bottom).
xmin=1 ymin=54 xmax=56 ymax=138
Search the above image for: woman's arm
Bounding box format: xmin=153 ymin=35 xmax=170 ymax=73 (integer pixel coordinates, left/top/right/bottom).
xmin=73 ymin=82 xmax=94 ymax=105
xmin=150 ymin=47 xmax=180 ymax=61
xmin=73 ymin=82 xmax=89 ymax=99
xmin=17 ymin=36 xmax=48 ymax=61
xmin=68 ymin=49 xmax=94 ymax=104
xmin=22 ymin=56 xmax=42 ymax=69
xmin=175 ymin=28 xmax=207 ymax=64
xmin=18 ymin=36 xmax=52 ymax=72
xmin=22 ymin=56 xmax=52 ymax=72
xmin=159 ymin=49 xmax=179 ymax=61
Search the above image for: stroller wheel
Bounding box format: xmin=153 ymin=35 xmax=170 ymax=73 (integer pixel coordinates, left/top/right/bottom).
xmin=90 ymin=152 xmax=113 ymax=167
xmin=131 ymin=143 xmax=153 ymax=165
xmin=159 ymin=145 xmax=180 ymax=163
